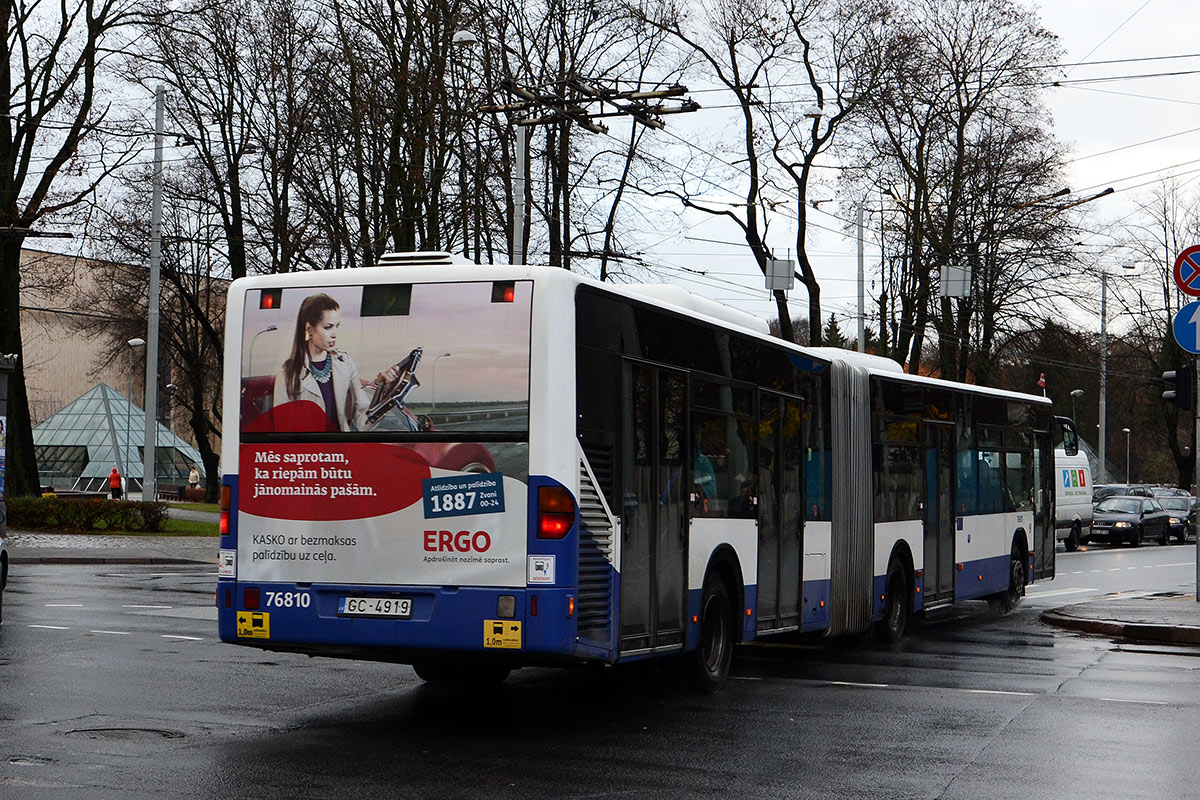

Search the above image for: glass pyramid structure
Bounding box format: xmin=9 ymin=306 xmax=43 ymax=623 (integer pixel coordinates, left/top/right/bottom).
xmin=34 ymin=383 xmax=205 ymax=492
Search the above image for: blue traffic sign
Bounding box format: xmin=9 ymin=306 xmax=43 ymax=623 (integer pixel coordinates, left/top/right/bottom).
xmin=1173 ymin=300 xmax=1200 ymax=354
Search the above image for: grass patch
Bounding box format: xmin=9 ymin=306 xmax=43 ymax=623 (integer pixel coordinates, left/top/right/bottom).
xmin=171 ymin=502 xmax=219 ymax=514
xmin=162 ymin=517 xmax=219 ymax=536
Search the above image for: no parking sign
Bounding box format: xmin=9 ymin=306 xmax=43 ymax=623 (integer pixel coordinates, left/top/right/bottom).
xmin=1172 ymin=245 xmax=1200 ymax=297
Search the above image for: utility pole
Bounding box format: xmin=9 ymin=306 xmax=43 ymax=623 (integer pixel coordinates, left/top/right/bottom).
xmin=142 ymin=85 xmax=164 ymax=501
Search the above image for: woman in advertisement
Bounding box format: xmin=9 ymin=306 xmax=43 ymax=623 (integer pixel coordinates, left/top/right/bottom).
xmin=273 ymin=293 xmax=400 ymax=432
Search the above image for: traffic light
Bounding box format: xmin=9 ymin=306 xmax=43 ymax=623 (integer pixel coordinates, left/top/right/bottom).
xmin=1162 ymin=362 xmax=1193 ymax=411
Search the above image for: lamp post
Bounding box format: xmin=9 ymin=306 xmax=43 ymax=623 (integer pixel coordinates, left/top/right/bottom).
xmin=247 ymin=325 xmax=277 ymax=376
xmin=1070 ymin=388 xmax=1083 ymax=422
xmin=1123 ymin=427 xmax=1131 ymax=482
xmin=1098 ymin=264 xmax=1136 ymax=483
xmin=430 ymin=352 xmax=452 ymax=414
xmin=126 ymin=338 xmax=145 ymax=494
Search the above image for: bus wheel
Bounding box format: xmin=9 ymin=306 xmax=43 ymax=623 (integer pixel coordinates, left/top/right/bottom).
xmin=690 ymin=573 xmax=734 ymax=693
xmin=875 ymin=559 xmax=909 ymax=643
xmin=994 ymin=548 xmax=1025 ymax=613
xmin=1065 ymin=523 xmax=1081 ymax=552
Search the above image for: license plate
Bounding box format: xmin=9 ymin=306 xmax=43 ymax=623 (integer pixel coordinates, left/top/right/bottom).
xmin=338 ymin=596 xmax=412 ymax=618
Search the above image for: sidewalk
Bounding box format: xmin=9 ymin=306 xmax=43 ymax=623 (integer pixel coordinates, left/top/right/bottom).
xmin=5 ymin=531 xmax=218 ymax=565
xmin=1040 ymin=592 xmax=1200 ymax=646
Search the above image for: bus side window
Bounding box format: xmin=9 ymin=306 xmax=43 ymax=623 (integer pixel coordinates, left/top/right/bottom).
xmin=692 ymin=413 xmax=754 ymax=518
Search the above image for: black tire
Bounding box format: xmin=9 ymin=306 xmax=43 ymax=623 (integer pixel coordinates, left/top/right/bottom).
xmin=1184 ymin=523 xmax=1192 ymax=544
xmin=1158 ymin=526 xmax=1169 ymax=546
xmin=995 ymin=548 xmax=1026 ymax=613
xmin=1130 ymin=525 xmax=1143 ymax=547
xmin=1065 ymin=523 xmax=1081 ymax=552
xmin=690 ymin=573 xmax=734 ymax=693
xmin=875 ymin=558 xmax=909 ymax=643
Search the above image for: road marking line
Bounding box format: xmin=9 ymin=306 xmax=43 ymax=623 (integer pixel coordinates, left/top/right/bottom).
xmin=29 ymin=625 xmax=69 ymax=630
xmin=1099 ymin=697 xmax=1168 ymax=706
xmin=123 ymin=605 xmax=172 ymax=609
xmin=828 ymin=681 xmax=888 ymax=688
xmin=1026 ymin=587 xmax=1097 ymax=599
xmin=45 ymin=603 xmax=83 ymax=607
xmin=89 ymin=630 xmax=132 ymax=636
xmin=964 ymin=689 xmax=1034 ymax=697
xmin=161 ymin=634 xmax=203 ymax=641
xmin=731 ymin=676 xmax=763 ymax=681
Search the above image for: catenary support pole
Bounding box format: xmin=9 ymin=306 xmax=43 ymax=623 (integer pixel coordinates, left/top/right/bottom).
xmin=857 ymin=204 xmax=865 ymax=353
xmin=513 ymin=126 xmax=526 ymax=266
xmin=1098 ymin=274 xmax=1108 ymax=484
xmin=142 ymin=86 xmax=164 ymax=501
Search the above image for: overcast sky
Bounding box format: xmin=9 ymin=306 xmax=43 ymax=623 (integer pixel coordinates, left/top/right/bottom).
xmin=656 ymin=0 xmax=1200 ymax=333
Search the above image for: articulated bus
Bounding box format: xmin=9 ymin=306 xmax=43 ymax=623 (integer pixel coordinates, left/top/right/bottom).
xmin=217 ymin=252 xmax=1057 ymax=691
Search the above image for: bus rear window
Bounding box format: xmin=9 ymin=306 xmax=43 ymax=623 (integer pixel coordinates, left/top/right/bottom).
xmin=239 ymin=281 xmax=532 ymax=436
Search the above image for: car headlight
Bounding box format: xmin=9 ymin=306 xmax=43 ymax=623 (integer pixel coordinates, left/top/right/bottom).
xmin=1113 ymin=521 xmax=1131 ymax=528
xmin=1170 ymin=517 xmax=1181 ymax=525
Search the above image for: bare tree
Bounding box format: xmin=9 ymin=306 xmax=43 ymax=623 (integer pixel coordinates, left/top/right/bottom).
xmin=632 ymin=0 xmax=802 ymax=337
xmin=84 ymin=159 xmax=227 ymax=500
xmin=1 ymin=0 xmax=146 ymax=495
xmin=1116 ymin=179 xmax=1200 ymax=489
xmin=849 ymin=0 xmax=1067 ymax=377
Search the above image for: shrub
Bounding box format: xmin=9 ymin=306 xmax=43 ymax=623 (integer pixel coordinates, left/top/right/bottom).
xmin=135 ymin=501 xmax=170 ymax=532
xmin=8 ymin=496 xmax=170 ymax=532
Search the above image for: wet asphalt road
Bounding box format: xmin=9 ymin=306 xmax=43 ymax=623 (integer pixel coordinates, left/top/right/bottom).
xmin=1 ymin=550 xmax=1198 ymax=800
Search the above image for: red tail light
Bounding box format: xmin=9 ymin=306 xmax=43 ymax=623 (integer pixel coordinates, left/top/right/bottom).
xmin=219 ymin=484 xmax=231 ymax=535
xmin=537 ymin=485 xmax=575 ymax=539
xmin=491 ymin=281 xmax=515 ymax=303
xmin=243 ymin=588 xmax=260 ymax=609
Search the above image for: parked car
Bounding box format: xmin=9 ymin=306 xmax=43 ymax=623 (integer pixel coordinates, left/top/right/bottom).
xmin=1158 ymin=495 xmax=1196 ymax=544
xmin=1090 ymin=495 xmax=1171 ymax=546
xmin=1150 ymin=486 xmax=1190 ymax=498
xmin=1092 ymin=484 xmax=1153 ymax=504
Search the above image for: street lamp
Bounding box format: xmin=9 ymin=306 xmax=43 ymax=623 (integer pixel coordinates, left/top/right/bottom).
xmin=126 ymin=338 xmax=145 ymax=495
xmin=430 ymin=353 xmax=452 ymax=414
xmin=1070 ymin=388 xmax=1084 ymax=421
xmin=1098 ymin=263 xmax=1137 ymax=484
xmin=1123 ymin=427 xmax=1131 ymax=483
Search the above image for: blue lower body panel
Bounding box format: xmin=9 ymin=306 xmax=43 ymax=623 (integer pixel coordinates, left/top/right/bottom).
xmin=217 ymin=581 xmax=609 ymax=664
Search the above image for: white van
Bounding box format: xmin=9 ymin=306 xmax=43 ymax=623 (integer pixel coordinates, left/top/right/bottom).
xmin=1054 ymin=417 xmax=1092 ymax=551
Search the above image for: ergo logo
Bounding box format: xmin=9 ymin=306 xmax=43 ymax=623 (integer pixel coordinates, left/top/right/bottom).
xmin=424 ymin=530 xmax=492 ymax=553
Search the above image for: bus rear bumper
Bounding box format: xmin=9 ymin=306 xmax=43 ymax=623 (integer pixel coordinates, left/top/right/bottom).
xmin=217 ymin=580 xmax=611 ymax=664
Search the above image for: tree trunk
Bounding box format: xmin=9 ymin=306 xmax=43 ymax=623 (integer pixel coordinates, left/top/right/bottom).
xmin=0 ymin=238 xmax=40 ymax=495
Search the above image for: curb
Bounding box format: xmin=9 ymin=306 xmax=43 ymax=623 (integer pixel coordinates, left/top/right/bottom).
xmin=1040 ymin=609 xmax=1200 ymax=646
xmin=11 ymin=555 xmax=211 ymax=565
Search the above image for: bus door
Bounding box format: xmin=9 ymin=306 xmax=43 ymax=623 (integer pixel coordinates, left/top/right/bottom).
xmin=923 ymin=422 xmax=956 ymax=604
xmin=1032 ymin=431 xmax=1055 ymax=579
xmin=619 ymin=363 xmax=687 ymax=653
xmin=757 ymin=392 xmax=804 ymax=632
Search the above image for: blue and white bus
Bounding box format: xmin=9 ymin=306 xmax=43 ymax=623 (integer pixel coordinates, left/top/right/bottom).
xmin=217 ymin=252 xmax=1056 ymax=691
